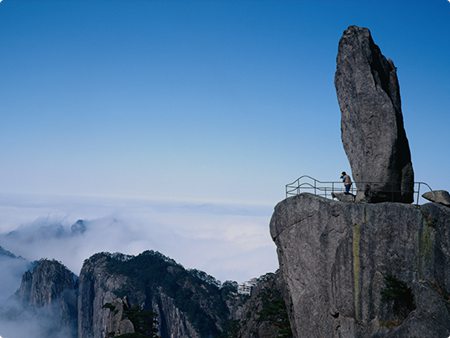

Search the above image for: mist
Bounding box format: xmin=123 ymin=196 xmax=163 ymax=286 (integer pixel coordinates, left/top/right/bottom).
xmin=0 ymin=194 xmax=278 ymax=337
xmin=0 ymin=193 xmax=278 ymax=283
xmin=0 ymin=255 xmax=29 ymax=302
xmin=0 ymin=297 xmax=76 ymax=338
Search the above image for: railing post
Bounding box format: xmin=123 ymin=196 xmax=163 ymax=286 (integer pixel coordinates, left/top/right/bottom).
xmin=416 ymin=183 xmax=420 ymax=205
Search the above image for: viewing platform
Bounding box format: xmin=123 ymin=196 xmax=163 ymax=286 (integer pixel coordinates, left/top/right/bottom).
xmin=286 ymin=175 xmax=433 ymax=205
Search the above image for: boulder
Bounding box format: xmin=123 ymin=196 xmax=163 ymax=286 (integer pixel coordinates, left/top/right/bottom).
xmin=335 ymin=26 xmax=414 ymax=203
xmin=331 ymin=192 xmax=355 ymax=202
xmin=423 ymin=190 xmax=450 ymax=207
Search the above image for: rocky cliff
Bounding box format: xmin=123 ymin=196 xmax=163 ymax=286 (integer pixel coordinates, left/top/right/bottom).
xmin=78 ymin=251 xmax=237 ymax=338
xmin=270 ymin=24 xmax=450 ymax=338
xmin=0 ymin=247 xmax=283 ymax=338
xmin=16 ymin=259 xmax=78 ymax=337
xmin=270 ymin=193 xmax=450 ymax=337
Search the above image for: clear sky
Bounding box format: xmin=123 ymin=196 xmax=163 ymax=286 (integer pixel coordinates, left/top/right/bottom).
xmin=0 ymin=0 xmax=449 ymax=205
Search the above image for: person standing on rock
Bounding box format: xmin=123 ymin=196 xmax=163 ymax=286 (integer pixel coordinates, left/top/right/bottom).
xmin=341 ymin=171 xmax=352 ymax=194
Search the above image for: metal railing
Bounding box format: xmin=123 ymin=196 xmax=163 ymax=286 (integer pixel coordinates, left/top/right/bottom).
xmin=285 ymin=175 xmax=433 ymax=205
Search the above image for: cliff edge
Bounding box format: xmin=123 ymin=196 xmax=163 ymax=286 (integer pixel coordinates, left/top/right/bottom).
xmin=270 ymin=193 xmax=450 ymax=338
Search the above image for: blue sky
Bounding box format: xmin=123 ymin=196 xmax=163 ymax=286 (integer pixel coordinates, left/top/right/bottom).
xmin=0 ymin=0 xmax=449 ymax=283
xmin=0 ymin=0 xmax=449 ymax=205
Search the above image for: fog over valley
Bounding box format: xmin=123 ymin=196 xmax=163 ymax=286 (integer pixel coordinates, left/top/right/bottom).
xmin=0 ymin=193 xmax=277 ymax=284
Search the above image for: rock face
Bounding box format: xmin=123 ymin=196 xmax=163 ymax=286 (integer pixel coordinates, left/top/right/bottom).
xmin=78 ymin=251 xmax=232 ymax=338
xmin=0 ymin=247 xmax=283 ymax=338
xmin=270 ymin=193 xmax=450 ymax=338
xmin=16 ymin=259 xmax=78 ymax=337
xmin=335 ymin=26 xmax=414 ymax=203
xmin=423 ymin=190 xmax=450 ymax=207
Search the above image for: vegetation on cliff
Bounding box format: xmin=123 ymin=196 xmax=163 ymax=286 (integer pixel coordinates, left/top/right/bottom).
xmin=103 ymin=250 xmax=229 ymax=336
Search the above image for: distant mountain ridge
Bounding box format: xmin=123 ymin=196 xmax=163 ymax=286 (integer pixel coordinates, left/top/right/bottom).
xmin=2 ymin=249 xmax=290 ymax=338
xmin=4 ymin=219 xmax=88 ymax=242
xmin=0 ymin=245 xmax=21 ymax=259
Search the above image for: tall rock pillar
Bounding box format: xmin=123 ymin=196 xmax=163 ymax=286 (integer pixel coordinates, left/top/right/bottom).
xmin=335 ymin=26 xmax=414 ymax=203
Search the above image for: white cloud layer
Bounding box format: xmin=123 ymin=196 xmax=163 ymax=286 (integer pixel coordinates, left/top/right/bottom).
xmin=0 ymin=193 xmax=278 ymax=283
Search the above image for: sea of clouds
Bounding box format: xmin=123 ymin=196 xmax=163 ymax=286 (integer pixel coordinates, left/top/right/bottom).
xmin=0 ymin=193 xmax=278 ymax=284
xmin=0 ymin=193 xmax=278 ymax=338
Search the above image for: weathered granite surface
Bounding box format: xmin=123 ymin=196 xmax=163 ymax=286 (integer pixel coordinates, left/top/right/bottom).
xmin=335 ymin=26 xmax=414 ymax=203
xmin=270 ymin=193 xmax=450 ymax=338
